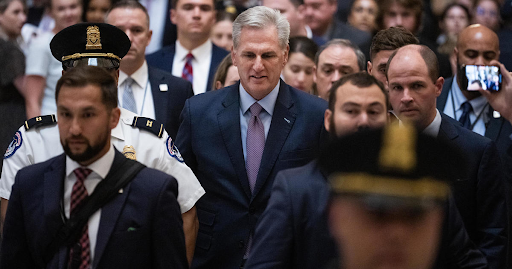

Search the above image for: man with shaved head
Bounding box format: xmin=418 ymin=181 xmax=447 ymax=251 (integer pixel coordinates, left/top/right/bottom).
xmin=386 ymin=44 xmax=507 ymax=268
xmin=437 ymin=25 xmax=512 ymax=173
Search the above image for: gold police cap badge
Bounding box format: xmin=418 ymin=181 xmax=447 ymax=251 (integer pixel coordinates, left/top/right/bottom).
xmin=122 ymin=145 xmax=136 ymax=160
xmin=86 ymin=25 xmax=102 ymax=50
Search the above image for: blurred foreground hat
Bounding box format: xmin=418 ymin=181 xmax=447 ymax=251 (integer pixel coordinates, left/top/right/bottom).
xmin=50 ymin=23 xmax=131 ymax=71
xmin=320 ymin=123 xmax=466 ymax=211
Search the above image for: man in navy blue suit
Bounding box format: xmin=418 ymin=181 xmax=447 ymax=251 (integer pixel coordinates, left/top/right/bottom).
xmin=106 ymin=1 xmax=194 ymax=140
xmin=387 ymin=44 xmax=507 ymax=268
xmin=146 ymin=0 xmax=228 ymax=94
xmin=437 ymin=25 xmax=512 ymax=177
xmin=176 ymin=6 xmax=328 ymax=268
xmin=0 ymin=66 xmax=188 ymax=268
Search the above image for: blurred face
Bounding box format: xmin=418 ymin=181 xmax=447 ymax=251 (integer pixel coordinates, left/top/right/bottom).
xmin=232 ymin=26 xmax=288 ymax=100
xmin=51 ymin=0 xmax=82 ymax=31
xmin=171 ymin=0 xmax=216 ymax=41
xmin=348 ymin=0 xmax=378 ymax=33
xmin=441 ymin=6 xmax=469 ymax=35
xmin=263 ymin=0 xmax=303 ymax=36
xmin=282 ymin=52 xmax=315 ymax=93
xmin=387 ymin=48 xmax=443 ymax=130
xmin=211 ymin=20 xmax=233 ymax=51
xmin=329 ymin=198 xmax=443 ymax=269
xmin=473 ymin=0 xmax=500 ymax=31
xmin=303 ymin=0 xmax=337 ymax=35
xmin=382 ymin=2 xmax=417 ymax=33
xmin=368 ymin=50 xmax=394 ymax=86
xmin=57 ymin=84 xmax=120 ymax=166
xmin=85 ymin=0 xmax=110 ymax=23
xmin=224 ymin=65 xmax=240 ymax=87
xmin=0 ymin=0 xmax=26 ymax=39
xmin=315 ymin=45 xmax=360 ymax=100
xmin=324 ymin=83 xmax=388 ymax=137
xmin=107 ymin=7 xmax=152 ymax=70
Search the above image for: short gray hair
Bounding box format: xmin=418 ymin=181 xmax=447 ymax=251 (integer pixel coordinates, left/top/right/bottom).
xmin=232 ymin=6 xmax=290 ymax=50
xmin=315 ymin=39 xmax=366 ymax=72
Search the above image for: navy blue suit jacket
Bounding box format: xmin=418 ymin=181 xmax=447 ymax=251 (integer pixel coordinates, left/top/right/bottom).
xmin=176 ymin=81 xmax=328 ymax=268
xmin=146 ymin=43 xmax=229 ymax=93
xmin=0 ymin=150 xmax=188 ymax=269
xmin=438 ymin=114 xmax=507 ymax=268
xmin=149 ymin=66 xmax=194 ymax=140
xmin=245 ymin=161 xmax=488 ymax=269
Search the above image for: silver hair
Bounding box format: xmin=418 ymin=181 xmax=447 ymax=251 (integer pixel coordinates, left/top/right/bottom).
xmin=232 ymin=6 xmax=290 ymax=50
xmin=315 ymin=39 xmax=366 ymax=72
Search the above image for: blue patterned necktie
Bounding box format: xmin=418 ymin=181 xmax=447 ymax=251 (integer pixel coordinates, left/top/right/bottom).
xmin=123 ymin=77 xmax=137 ymax=114
xmin=458 ymin=101 xmax=473 ymax=129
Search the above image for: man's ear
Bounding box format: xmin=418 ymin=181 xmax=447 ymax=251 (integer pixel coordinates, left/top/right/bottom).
xmin=324 ymin=109 xmax=332 ymax=132
xmin=435 ymin=77 xmax=444 ymax=97
xmin=367 ymin=61 xmax=373 ymax=74
xmin=110 ymin=107 xmax=121 ymax=130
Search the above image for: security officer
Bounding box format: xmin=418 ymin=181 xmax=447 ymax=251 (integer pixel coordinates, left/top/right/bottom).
xmin=0 ymin=22 xmax=204 ymax=264
xmin=321 ymin=123 xmax=467 ymax=269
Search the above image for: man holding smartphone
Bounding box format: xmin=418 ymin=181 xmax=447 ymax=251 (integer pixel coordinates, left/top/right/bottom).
xmin=436 ymin=24 xmax=512 ymax=175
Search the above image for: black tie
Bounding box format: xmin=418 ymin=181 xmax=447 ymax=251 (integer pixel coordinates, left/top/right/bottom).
xmin=458 ymin=102 xmax=473 ymax=129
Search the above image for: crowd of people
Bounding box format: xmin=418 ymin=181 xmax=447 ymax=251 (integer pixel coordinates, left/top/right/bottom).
xmin=0 ymin=0 xmax=512 ymax=268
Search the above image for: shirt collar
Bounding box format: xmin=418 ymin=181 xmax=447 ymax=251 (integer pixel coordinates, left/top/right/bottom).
xmin=239 ymin=80 xmax=280 ymax=116
xmin=65 ymin=144 xmax=115 ymax=179
xmin=305 ymin=25 xmax=313 ymax=39
xmin=119 ymin=61 xmax=149 ymax=88
xmin=175 ymin=39 xmax=212 ymax=63
xmin=422 ymin=109 xmax=442 ymax=137
xmin=451 ymin=75 xmax=489 ymax=120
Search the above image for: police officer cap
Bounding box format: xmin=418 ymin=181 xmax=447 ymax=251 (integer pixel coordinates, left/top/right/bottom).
xmin=50 ymin=22 xmax=130 ymax=71
xmin=319 ymin=123 xmax=466 ymax=211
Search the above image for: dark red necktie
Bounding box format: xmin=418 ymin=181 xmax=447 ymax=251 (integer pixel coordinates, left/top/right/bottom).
xmin=182 ymin=52 xmax=194 ymax=84
xmin=69 ymin=167 xmax=92 ymax=269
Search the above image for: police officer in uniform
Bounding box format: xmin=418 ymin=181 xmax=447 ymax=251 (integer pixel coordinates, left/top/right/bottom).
xmin=0 ymin=23 xmax=204 ymax=264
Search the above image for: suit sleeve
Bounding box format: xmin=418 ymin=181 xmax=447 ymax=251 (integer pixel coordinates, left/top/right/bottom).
xmin=176 ymin=99 xmax=197 ymax=172
xmin=152 ymin=175 xmax=188 ymax=269
xmin=245 ymin=172 xmax=294 ymax=269
xmin=476 ymin=141 xmax=507 ymax=268
xmin=436 ymin=194 xmax=488 ymax=268
xmin=0 ymin=172 xmax=37 ymax=268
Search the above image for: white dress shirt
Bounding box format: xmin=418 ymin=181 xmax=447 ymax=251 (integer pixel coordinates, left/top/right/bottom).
xmin=64 ymin=144 xmax=115 ymax=265
xmin=172 ymin=40 xmax=213 ymax=95
xmin=118 ymin=61 xmax=156 ymax=119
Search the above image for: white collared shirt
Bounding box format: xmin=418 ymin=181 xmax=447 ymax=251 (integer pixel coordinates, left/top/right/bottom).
xmin=118 ymin=61 xmax=156 ymax=119
xmin=239 ymin=81 xmax=280 ymax=160
xmin=442 ymin=76 xmax=489 ymax=136
xmin=172 ymin=40 xmax=213 ymax=95
xmin=64 ymin=144 xmax=115 ymax=265
xmin=422 ymin=109 xmax=442 ymax=137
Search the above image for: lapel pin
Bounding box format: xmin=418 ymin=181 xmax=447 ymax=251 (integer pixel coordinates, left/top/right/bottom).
xmin=284 ymin=118 xmax=290 ymax=124
xmin=493 ymin=111 xmax=501 ymax=118
xmin=159 ymin=84 xmax=168 ymax=92
xmin=119 ymin=188 xmax=123 ymax=194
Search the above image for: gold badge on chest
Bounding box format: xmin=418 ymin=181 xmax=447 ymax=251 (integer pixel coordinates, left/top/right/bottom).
xmin=122 ymin=145 xmax=136 ymax=160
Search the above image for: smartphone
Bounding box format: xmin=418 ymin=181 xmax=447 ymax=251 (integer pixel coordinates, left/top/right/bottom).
xmin=462 ymin=65 xmax=501 ymax=92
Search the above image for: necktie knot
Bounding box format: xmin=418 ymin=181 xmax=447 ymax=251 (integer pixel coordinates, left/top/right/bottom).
xmin=73 ymin=168 xmax=92 ymax=183
xmin=185 ymin=52 xmax=194 ymax=61
xmin=249 ymin=102 xmax=263 ymax=117
xmin=461 ymin=101 xmax=473 ymax=113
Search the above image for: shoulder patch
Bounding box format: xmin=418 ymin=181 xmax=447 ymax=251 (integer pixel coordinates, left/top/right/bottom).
xmin=4 ymin=131 xmax=23 ymax=159
xmin=131 ymin=117 xmax=164 ymax=138
xmin=166 ymin=136 xmax=184 ymax=162
xmin=24 ymin=115 xmax=57 ymax=131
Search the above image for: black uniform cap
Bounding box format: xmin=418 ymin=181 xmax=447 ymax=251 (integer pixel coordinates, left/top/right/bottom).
xmin=319 ymin=123 xmax=467 ymax=210
xmin=50 ymin=23 xmax=131 ymax=70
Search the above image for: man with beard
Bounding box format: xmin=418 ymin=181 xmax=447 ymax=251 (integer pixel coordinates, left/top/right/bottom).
xmin=437 ymin=24 xmax=512 ymax=175
xmin=245 ymin=72 xmax=487 ymax=269
xmin=0 ymin=66 xmax=188 ymax=268
xmin=387 ymin=44 xmax=507 ymax=268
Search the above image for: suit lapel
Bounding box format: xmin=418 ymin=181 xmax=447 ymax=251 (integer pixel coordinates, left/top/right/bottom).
xmin=485 ymin=107 xmax=504 ymax=141
xmin=148 ymin=66 xmax=168 ymax=123
xmin=438 ymin=114 xmax=459 ymax=141
xmin=92 ymin=151 xmax=132 ymax=268
xmin=43 ymin=154 xmax=67 ymax=266
xmin=218 ymin=84 xmax=252 ymax=198
xmin=253 ymin=82 xmax=296 ymax=198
